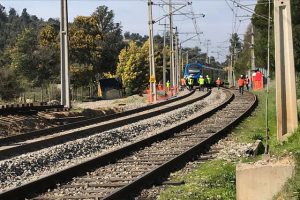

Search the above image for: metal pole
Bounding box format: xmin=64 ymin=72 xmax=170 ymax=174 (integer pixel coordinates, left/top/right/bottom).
xmin=169 ymin=0 xmax=175 ymax=89
xmin=163 ymin=21 xmax=167 ymax=90
xmin=60 ymin=0 xmax=70 ymax=108
xmin=148 ymin=0 xmax=157 ymax=102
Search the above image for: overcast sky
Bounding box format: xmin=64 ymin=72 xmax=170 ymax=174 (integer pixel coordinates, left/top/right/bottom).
xmin=0 ymin=0 xmax=257 ymax=62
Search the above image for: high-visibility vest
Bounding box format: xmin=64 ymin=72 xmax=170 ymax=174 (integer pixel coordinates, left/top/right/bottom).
xmin=188 ymin=78 xmax=194 ymax=85
xmin=207 ymin=77 xmax=211 ymax=84
xmin=238 ymin=78 xmax=245 ymax=86
xmin=198 ymin=78 xmax=205 ymax=85
xmin=166 ymin=82 xmax=170 ymax=88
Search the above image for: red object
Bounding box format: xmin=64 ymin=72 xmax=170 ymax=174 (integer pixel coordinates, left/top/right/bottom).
xmin=238 ymin=78 xmax=245 ymax=87
xmin=181 ymin=78 xmax=186 ymax=86
xmin=216 ymin=79 xmax=221 ymax=85
xmin=252 ymin=71 xmax=263 ymax=91
xmin=157 ymin=83 xmax=163 ymax=91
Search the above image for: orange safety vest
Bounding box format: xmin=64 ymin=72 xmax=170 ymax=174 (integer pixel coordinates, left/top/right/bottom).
xmin=216 ymin=79 xmax=221 ymax=85
xmin=238 ymin=78 xmax=245 ymax=87
xmin=181 ymin=78 xmax=186 ymax=86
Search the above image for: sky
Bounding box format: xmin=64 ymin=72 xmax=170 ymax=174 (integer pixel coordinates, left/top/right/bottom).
xmin=0 ymin=0 xmax=257 ymax=62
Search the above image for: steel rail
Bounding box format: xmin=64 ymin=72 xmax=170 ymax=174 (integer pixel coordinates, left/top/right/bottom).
xmin=105 ymin=92 xmax=257 ymax=200
xmin=0 ymin=90 xmax=211 ymax=160
xmin=0 ymin=89 xmax=237 ymax=200
xmin=0 ymin=90 xmax=195 ymax=146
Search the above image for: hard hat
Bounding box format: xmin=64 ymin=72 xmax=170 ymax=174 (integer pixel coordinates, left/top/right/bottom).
xmin=240 ymin=75 xmax=243 ymax=77
xmin=218 ymin=77 xmax=220 ymax=79
xmin=200 ymin=75 xmax=203 ymax=78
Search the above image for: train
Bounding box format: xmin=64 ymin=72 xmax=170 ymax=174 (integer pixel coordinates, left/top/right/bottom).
xmin=183 ymin=63 xmax=227 ymax=86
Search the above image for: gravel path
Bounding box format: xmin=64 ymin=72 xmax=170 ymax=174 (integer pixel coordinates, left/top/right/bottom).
xmin=0 ymin=89 xmax=226 ymax=192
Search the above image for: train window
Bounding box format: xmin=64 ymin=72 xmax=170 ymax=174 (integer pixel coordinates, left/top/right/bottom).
xmin=187 ymin=65 xmax=201 ymax=73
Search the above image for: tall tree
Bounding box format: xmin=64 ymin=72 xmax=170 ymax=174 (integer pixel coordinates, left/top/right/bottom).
xmin=92 ymin=6 xmax=124 ymax=74
xmin=116 ymin=41 xmax=149 ymax=94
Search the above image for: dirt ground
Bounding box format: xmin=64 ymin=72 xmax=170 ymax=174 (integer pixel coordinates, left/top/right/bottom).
xmin=0 ymin=94 xmax=148 ymax=138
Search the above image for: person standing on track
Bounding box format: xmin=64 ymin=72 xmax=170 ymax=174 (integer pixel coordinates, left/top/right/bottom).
xmin=206 ymin=75 xmax=211 ymax=91
xmin=187 ymin=75 xmax=194 ymax=90
xmin=238 ymin=75 xmax=245 ymax=95
xmin=166 ymin=80 xmax=170 ymax=92
xmin=215 ymin=77 xmax=222 ymax=90
xmin=198 ymin=75 xmax=205 ymax=91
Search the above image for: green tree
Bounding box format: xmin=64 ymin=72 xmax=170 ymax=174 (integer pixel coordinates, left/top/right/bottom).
xmin=235 ymin=24 xmax=252 ymax=75
xmin=0 ymin=68 xmax=22 ymax=100
xmin=10 ymin=28 xmax=38 ymax=83
xmin=116 ymin=41 xmax=149 ymax=94
xmin=92 ymin=5 xmax=124 ymax=74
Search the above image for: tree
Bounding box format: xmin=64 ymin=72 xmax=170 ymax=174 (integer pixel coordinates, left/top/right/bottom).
xmin=116 ymin=41 xmax=149 ymax=94
xmin=0 ymin=68 xmax=22 ymax=100
xmin=92 ymin=6 xmax=124 ymax=74
xmin=235 ymin=25 xmax=252 ymax=75
xmin=10 ymin=28 xmax=38 ymax=83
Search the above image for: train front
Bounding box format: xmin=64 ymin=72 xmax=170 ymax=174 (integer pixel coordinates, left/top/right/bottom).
xmin=184 ymin=63 xmax=202 ymax=85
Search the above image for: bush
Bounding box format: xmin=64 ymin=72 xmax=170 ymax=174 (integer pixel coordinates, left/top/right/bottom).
xmin=0 ymin=68 xmax=23 ymax=100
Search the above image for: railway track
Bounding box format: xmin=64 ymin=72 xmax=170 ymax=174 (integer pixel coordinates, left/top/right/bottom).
xmin=0 ymin=89 xmax=257 ymax=200
xmin=0 ymin=90 xmax=209 ymax=160
xmin=0 ymin=103 xmax=65 ymax=115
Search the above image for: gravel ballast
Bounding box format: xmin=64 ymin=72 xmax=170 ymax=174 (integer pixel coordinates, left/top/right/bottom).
xmin=0 ymin=89 xmax=226 ymax=192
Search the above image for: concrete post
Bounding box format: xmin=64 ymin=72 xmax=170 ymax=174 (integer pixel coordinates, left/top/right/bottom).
xmin=163 ymin=22 xmax=167 ymax=90
xmin=169 ymin=0 xmax=175 ymax=89
xmin=251 ymin=26 xmax=256 ymax=70
xmin=60 ymin=0 xmax=70 ymax=108
xmin=274 ymin=0 xmax=298 ymax=140
xmin=148 ymin=0 xmax=157 ymax=102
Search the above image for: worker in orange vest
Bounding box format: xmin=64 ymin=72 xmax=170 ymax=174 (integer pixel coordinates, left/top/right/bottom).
xmin=215 ymin=77 xmax=222 ymax=90
xmin=238 ymin=75 xmax=245 ymax=95
xmin=157 ymin=82 xmax=163 ymax=91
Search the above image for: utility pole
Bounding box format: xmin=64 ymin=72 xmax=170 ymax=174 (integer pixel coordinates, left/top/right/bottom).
xmin=175 ymin=27 xmax=179 ymax=91
xmin=163 ymin=21 xmax=167 ymax=90
xmin=148 ymin=0 xmax=157 ymax=102
xmin=169 ymin=0 xmax=175 ymax=89
xmin=60 ymin=0 xmax=70 ymax=108
xmin=205 ymin=39 xmax=211 ymax=64
xmin=186 ymin=51 xmax=189 ymax=65
xmin=274 ymin=0 xmax=298 ymax=141
xmin=250 ymin=25 xmax=256 ymax=70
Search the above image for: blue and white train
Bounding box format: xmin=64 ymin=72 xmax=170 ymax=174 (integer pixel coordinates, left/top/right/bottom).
xmin=183 ymin=63 xmax=227 ymax=85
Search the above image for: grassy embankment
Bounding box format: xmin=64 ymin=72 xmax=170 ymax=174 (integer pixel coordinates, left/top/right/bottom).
xmin=159 ymin=82 xmax=300 ymax=200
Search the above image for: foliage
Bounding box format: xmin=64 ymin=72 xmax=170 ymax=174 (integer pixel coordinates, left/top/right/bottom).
xmin=0 ymin=68 xmax=22 ymax=100
xmin=234 ymin=24 xmax=252 ymax=75
xmin=10 ymin=28 xmax=38 ymax=83
xmin=91 ymin=6 xmax=124 ymax=74
xmin=116 ymin=41 xmax=149 ymax=94
xmin=70 ymin=63 xmax=94 ymax=88
xmin=124 ymin=31 xmax=148 ymax=46
xmin=159 ymin=160 xmax=236 ymax=200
